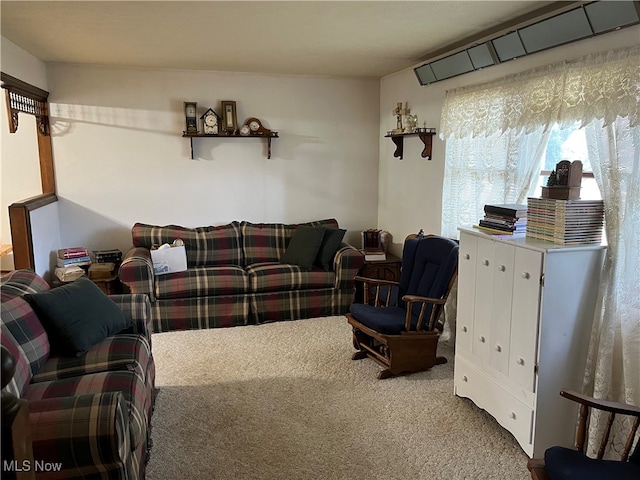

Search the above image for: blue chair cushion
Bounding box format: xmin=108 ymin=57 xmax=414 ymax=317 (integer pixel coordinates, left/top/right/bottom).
xmin=349 ymin=304 xmax=412 ymax=335
xmin=544 ymin=446 xmax=640 ymax=480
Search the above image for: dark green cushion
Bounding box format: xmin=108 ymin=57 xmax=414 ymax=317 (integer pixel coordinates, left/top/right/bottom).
xmin=315 ymin=228 xmax=346 ymax=271
xmin=25 ymin=277 xmax=131 ymax=357
xmin=280 ymin=225 xmax=325 ymax=270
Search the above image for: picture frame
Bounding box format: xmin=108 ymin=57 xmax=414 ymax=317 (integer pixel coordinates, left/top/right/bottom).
xmin=220 ymin=100 xmax=238 ymax=134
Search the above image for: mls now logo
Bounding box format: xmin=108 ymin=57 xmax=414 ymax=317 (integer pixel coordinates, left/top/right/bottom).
xmin=3 ymin=460 xmax=63 ymax=472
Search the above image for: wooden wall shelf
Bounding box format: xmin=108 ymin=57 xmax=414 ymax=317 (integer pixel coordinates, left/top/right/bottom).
xmin=384 ymin=129 xmax=436 ymax=160
xmin=183 ymin=132 xmax=279 ymax=159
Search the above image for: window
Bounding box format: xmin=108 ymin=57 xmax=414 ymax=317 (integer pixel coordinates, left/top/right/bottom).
xmin=533 ymin=123 xmax=602 ymax=200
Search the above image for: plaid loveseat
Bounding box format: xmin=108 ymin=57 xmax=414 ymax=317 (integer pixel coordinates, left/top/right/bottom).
xmin=1 ymin=269 xmax=155 ymax=480
xmin=119 ymin=218 xmax=364 ymax=332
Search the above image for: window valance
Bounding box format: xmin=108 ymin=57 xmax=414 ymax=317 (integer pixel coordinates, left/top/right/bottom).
xmin=440 ymin=45 xmax=640 ymax=140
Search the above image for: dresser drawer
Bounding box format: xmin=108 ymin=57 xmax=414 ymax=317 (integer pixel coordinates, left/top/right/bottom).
xmin=454 ymin=355 xmax=534 ymax=456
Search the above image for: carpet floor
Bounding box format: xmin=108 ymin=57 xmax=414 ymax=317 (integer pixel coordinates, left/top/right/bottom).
xmin=145 ymin=316 xmax=530 ymax=480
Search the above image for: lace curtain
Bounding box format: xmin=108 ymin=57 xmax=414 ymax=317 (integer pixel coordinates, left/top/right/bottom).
xmin=440 ymin=45 xmax=640 ymax=449
xmin=440 ymin=45 xmax=639 ymax=140
xmin=583 ymin=116 xmax=640 ymax=457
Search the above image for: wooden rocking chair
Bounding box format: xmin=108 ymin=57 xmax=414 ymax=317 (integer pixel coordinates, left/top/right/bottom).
xmin=346 ymin=233 xmax=458 ymax=379
xmin=527 ymin=389 xmax=640 ymax=480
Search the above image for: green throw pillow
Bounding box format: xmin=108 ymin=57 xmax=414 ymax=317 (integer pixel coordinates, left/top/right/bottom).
xmin=315 ymin=228 xmax=346 ymax=271
xmin=25 ymin=277 xmax=131 ymax=357
xmin=280 ymin=225 xmax=325 ymax=270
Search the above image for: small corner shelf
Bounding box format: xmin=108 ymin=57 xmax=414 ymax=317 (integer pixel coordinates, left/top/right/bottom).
xmin=182 ymin=132 xmax=279 ymax=159
xmin=384 ymin=129 xmax=436 ymax=160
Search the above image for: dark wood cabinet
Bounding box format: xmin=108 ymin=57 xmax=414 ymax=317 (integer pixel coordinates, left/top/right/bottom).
xmin=360 ymin=254 xmax=402 ymax=281
xmin=355 ymin=254 xmax=402 ymax=304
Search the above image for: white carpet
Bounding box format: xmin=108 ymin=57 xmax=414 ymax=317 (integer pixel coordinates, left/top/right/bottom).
xmin=145 ymin=316 xmax=530 ymax=480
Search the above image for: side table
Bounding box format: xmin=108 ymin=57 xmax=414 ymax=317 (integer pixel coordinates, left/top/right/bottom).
xmin=360 ymin=254 xmax=402 ymax=281
xmin=355 ymin=253 xmax=402 ymax=303
xmin=90 ymin=274 xmax=123 ymax=295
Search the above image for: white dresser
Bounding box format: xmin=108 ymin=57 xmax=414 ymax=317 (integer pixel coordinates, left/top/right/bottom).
xmin=453 ymin=227 xmax=606 ymax=457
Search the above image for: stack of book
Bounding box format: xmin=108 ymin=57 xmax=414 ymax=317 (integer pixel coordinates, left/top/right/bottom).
xmin=360 ymin=229 xmax=386 ymax=261
xmin=526 ymin=198 xmax=605 ymax=245
xmin=93 ymin=248 xmax=123 ymax=264
xmin=474 ymin=203 xmax=527 ymax=235
xmin=57 ymin=247 xmax=92 ymax=268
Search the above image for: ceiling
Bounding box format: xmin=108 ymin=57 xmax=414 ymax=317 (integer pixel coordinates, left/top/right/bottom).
xmin=1 ymin=1 xmax=555 ymax=78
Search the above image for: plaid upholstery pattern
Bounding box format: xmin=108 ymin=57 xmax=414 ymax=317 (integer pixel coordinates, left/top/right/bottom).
xmin=0 ymin=268 xmax=50 ymax=296
xmin=119 ymin=247 xmax=155 ymax=299
xmin=108 ymin=293 xmax=153 ymax=344
xmin=28 ymin=392 xmax=134 ymax=480
xmin=24 ymin=369 xmax=150 ymax=451
xmin=246 ymin=262 xmax=334 ymax=293
xmin=32 ymin=334 xmax=152 ymax=384
xmin=152 ymin=295 xmax=250 ymax=332
xmin=1 ymin=269 xmax=154 ymax=480
xmin=1 ymin=332 xmax=30 ymax=397
xmin=132 ymin=221 xmax=243 ymax=267
xmin=155 ymin=265 xmax=249 ymax=299
xmin=241 ymin=218 xmax=338 ymax=265
xmin=333 ymin=244 xmax=366 ymax=289
xmin=1 ymin=270 xmax=51 ymax=386
xmin=122 ymin=218 xmax=364 ymax=332
xmin=249 ymin=288 xmax=355 ymax=324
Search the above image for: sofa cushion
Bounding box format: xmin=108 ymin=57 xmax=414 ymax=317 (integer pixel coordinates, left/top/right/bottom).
xmin=242 ymin=219 xmax=339 ymax=265
xmin=1 ymin=270 xmax=52 ymax=382
xmin=315 ymin=228 xmax=346 ymax=271
xmin=23 ymin=369 xmax=149 ymax=451
xmin=25 ymin=277 xmax=131 ymax=357
xmin=246 ymin=263 xmax=335 ymax=293
xmin=544 ymin=446 xmax=640 ymax=480
xmin=132 ymin=221 xmax=243 ymax=267
xmin=280 ymin=226 xmax=326 ymax=270
xmin=154 ymin=265 xmax=250 ymax=299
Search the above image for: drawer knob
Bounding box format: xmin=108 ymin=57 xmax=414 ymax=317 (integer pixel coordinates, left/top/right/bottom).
xmin=495 ymin=345 xmax=502 ymax=352
xmin=462 ymin=375 xmax=468 ymax=382
xmin=499 ymin=265 xmax=506 ymax=272
xmin=522 ymin=272 xmax=531 ymax=279
xmin=483 ymin=259 xmax=490 ymax=266
xmin=464 ymin=253 xmax=470 ymax=260
xmin=479 ymin=336 xmax=486 ymax=343
xmin=517 ymin=357 xmax=525 ymax=366
xmin=462 ymin=326 xmax=468 ymax=333
xmin=510 ymin=412 xmax=517 ymax=420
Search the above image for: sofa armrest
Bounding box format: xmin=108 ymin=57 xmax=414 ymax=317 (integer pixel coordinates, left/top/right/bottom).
xmin=109 ymin=293 xmax=153 ymax=343
xmin=28 ymin=392 xmax=133 ymax=478
xmin=119 ymin=247 xmax=155 ymax=301
xmin=333 ymin=243 xmax=365 ymax=290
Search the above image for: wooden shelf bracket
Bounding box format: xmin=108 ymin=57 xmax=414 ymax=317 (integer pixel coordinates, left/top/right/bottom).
xmin=384 ymin=129 xmax=436 ymax=160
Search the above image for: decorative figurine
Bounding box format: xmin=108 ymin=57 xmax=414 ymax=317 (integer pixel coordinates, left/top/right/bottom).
xmin=542 ymin=160 xmax=583 ymax=199
xmin=393 ymin=102 xmax=404 ymax=134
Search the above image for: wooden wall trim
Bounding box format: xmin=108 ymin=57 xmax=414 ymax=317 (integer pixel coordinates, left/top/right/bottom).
xmin=2 ymin=73 xmax=57 ymax=269
xmin=8 ymin=193 xmax=57 ymax=270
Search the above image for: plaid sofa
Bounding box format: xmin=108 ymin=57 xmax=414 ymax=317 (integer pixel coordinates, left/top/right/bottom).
xmin=1 ymin=269 xmax=155 ymax=480
xmin=119 ymin=218 xmax=365 ymax=332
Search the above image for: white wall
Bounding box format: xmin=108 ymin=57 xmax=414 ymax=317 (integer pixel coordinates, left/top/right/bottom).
xmin=378 ymin=26 xmax=640 ymax=256
xmin=45 ymin=65 xmax=380 ymax=254
xmin=0 ymin=36 xmax=57 ymax=273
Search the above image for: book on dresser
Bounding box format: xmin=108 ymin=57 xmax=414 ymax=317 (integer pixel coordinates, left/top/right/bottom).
xmin=475 ymin=203 xmax=527 ymax=236
xmin=526 ymin=197 xmax=604 ymax=245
